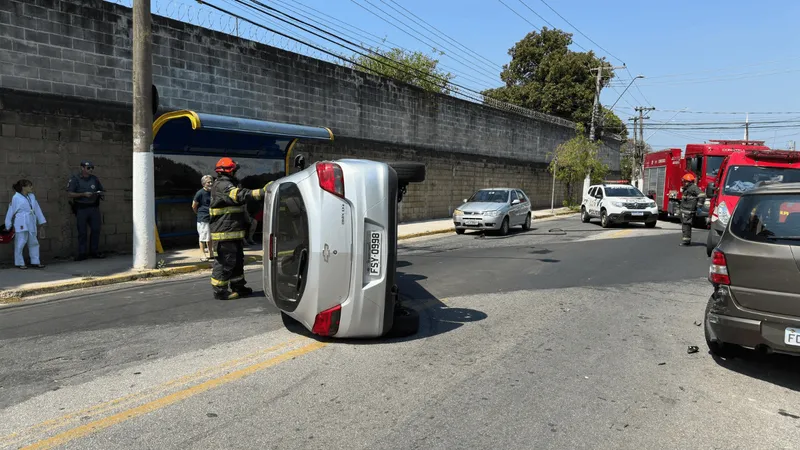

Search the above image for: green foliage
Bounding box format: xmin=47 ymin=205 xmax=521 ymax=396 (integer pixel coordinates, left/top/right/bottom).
xmin=483 ymin=27 xmax=627 ymax=137
xmin=549 ymin=124 xmax=609 ymax=202
xmin=352 ymin=47 xmax=455 ymax=95
xmin=619 ymin=138 xmax=652 ymax=181
xmin=599 ymin=106 xmax=628 ymax=139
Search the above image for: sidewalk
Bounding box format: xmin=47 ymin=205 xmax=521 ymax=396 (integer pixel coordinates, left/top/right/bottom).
xmin=0 ymin=206 xmax=575 ymax=304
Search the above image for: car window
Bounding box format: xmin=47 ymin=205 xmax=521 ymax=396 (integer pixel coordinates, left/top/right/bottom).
xmin=517 ymin=190 xmax=528 ymax=203
xmin=271 ymin=182 xmax=310 ymax=310
xmin=730 ymin=193 xmax=800 ymax=245
xmin=587 ymin=187 xmax=595 ymax=198
xmin=510 ymin=191 xmax=518 ymax=202
xmin=596 ymin=188 xmax=604 ymax=199
xmin=604 ymin=186 xmax=644 ymax=197
xmin=722 ymin=166 xmax=800 ymax=196
xmin=468 ymin=189 xmax=509 ymax=203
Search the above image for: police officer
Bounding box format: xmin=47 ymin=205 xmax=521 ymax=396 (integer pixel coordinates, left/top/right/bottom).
xmin=209 ymin=157 xmax=270 ymax=300
xmin=679 ymin=172 xmax=703 ymax=246
xmin=67 ymin=161 xmax=105 ymax=260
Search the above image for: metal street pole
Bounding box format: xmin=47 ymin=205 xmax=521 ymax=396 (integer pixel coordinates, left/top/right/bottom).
xmin=132 ymin=0 xmax=155 ymax=269
xmin=551 ymin=155 xmax=557 ymax=215
xmin=586 ymin=64 xmax=625 ymax=193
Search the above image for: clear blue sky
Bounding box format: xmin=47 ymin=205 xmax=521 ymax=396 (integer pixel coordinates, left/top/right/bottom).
xmin=146 ymin=0 xmax=800 ymax=150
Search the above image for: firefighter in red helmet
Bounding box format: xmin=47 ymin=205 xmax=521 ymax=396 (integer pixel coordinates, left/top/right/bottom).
xmin=209 ymin=157 xmax=269 ymax=300
xmin=679 ymin=172 xmax=703 ymax=246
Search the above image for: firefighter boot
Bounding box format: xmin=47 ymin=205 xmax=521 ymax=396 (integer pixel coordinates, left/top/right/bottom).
xmin=232 ymin=286 xmax=253 ymax=297
xmin=213 ymin=289 xmax=241 ymax=300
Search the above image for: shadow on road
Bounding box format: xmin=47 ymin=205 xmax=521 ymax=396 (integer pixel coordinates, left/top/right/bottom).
xmin=282 ymin=260 xmax=486 ymax=345
xmin=711 ymin=350 xmax=800 ymax=392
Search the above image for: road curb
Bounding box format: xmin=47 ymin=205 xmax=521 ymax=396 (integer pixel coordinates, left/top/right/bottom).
xmin=398 ymin=210 xmax=578 ymax=240
xmin=0 ymin=255 xmax=263 ymax=305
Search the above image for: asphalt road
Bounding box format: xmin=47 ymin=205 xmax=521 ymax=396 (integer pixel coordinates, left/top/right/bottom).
xmin=3 ymin=216 xmax=800 ymax=449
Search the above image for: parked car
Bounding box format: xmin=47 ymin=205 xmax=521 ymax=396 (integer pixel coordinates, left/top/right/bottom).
xmin=581 ymin=183 xmax=658 ymax=228
xmin=452 ymin=188 xmax=532 ymax=235
xmin=261 ymin=158 xmax=426 ymax=339
xmin=705 ymin=182 xmax=800 ymax=357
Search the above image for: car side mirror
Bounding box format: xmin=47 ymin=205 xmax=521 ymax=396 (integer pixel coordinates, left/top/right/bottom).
xmin=463 ymin=199 xmax=468 ymax=203
xmin=706 ymin=183 xmax=715 ymax=197
xmin=294 ymin=154 xmax=306 ymax=171
xmin=595 ymin=194 xmax=602 ymax=199
xmin=512 ymin=199 xmax=520 ymax=205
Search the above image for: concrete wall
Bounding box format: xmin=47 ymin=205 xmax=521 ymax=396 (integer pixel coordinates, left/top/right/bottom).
xmin=0 ymin=0 xmax=620 ymax=262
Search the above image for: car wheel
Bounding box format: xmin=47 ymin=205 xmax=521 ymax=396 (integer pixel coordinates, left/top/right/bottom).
xmin=499 ymin=217 xmax=510 ymax=235
xmin=706 ymin=231 xmax=714 ymax=257
xmin=387 ymin=162 xmax=426 ymax=184
xmin=645 ymin=220 xmax=657 ymax=228
xmin=600 ymin=209 xmax=610 ymax=228
xmin=384 ymin=305 xmax=420 ymax=338
xmin=704 ymin=302 xmax=738 ymax=358
xmin=455 ymin=228 xmax=465 ymax=235
xmin=581 ymin=207 xmax=590 ymax=223
xmin=522 ymin=213 xmax=531 ymax=230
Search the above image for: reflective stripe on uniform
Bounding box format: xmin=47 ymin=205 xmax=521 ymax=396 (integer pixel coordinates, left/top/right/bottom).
xmin=209 ymin=206 xmax=245 ymax=216
xmin=211 ymin=230 xmax=246 ymax=240
xmin=211 ymin=277 xmax=228 ymax=286
xmin=252 ymin=189 xmax=263 ymax=200
xmin=228 ymin=188 xmax=240 ymax=201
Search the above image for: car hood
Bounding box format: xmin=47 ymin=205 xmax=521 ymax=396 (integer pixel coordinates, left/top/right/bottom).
xmin=459 ymin=202 xmax=506 ymax=212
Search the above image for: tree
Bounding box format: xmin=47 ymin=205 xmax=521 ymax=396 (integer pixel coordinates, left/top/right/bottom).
xmin=482 ymin=27 xmax=626 ymax=138
xmin=549 ymin=124 xmax=609 ymax=205
xmin=619 ymin=138 xmax=652 ymax=181
xmin=352 ymin=47 xmax=455 ymax=95
xmin=598 ymin=106 xmax=628 ymax=139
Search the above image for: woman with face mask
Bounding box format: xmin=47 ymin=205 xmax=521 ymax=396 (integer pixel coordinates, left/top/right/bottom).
xmin=5 ymin=179 xmax=47 ymax=269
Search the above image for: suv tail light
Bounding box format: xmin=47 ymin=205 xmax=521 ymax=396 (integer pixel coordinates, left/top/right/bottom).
xmin=317 ymin=162 xmax=345 ymax=198
xmin=312 ymin=304 xmax=342 ymax=336
xmin=709 ymin=249 xmax=730 ymax=285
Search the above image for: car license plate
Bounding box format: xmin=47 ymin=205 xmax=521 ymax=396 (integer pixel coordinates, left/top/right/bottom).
xmin=464 ymin=219 xmax=480 ymax=226
xmin=785 ymin=327 xmax=800 ymax=346
xmin=631 ymin=211 xmax=644 ymax=216
xmin=368 ymin=231 xmax=382 ymax=276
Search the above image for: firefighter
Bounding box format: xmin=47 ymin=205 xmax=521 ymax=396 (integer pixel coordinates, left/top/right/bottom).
xmin=209 ymin=157 xmax=269 ymax=300
xmin=679 ymin=172 xmax=703 ymax=246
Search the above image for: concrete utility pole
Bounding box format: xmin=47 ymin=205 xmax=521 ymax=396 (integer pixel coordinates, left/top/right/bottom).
xmin=633 ymin=106 xmax=655 ymax=190
xmin=586 ymin=63 xmax=624 ymax=193
xmin=132 ymin=0 xmax=155 ymax=269
xmin=550 ymin=154 xmax=557 ymax=215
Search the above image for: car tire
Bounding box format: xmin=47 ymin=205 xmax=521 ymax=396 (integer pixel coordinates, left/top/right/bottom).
xmin=384 ymin=305 xmax=420 ymax=338
xmin=455 ymin=228 xmax=465 ymax=235
xmin=600 ymin=209 xmax=610 ymax=228
xmin=706 ymin=231 xmax=714 ymax=257
xmin=704 ymin=302 xmax=738 ymax=358
xmin=645 ymin=220 xmax=657 ymax=228
xmin=522 ymin=213 xmax=531 ymax=231
xmin=387 ymin=162 xmax=426 ymax=184
xmin=581 ymin=207 xmax=590 ymax=223
xmin=499 ymin=217 xmax=510 ymax=235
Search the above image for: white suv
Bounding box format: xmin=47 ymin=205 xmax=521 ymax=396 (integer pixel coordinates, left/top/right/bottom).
xmin=581 ymin=183 xmax=659 ymax=228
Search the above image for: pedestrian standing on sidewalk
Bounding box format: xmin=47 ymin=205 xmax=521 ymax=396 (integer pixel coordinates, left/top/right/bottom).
xmin=192 ymin=175 xmax=215 ymax=261
xmin=5 ymin=179 xmax=47 ymax=269
xmin=67 ymin=161 xmax=105 ymax=260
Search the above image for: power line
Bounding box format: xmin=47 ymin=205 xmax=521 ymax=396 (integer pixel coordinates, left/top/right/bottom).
xmin=382 ymin=0 xmax=504 ymax=70
xmin=348 ymin=0 xmax=502 ymax=81
xmin=497 ymin=0 xmax=540 ymax=31
xmin=536 ymin=0 xmax=624 ymax=64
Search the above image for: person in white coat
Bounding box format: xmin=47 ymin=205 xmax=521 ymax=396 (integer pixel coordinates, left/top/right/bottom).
xmin=5 ymin=179 xmax=47 ymax=269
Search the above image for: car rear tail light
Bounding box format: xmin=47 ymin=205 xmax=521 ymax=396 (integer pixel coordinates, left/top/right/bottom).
xmin=316 ymin=162 xmax=345 ymax=198
xmin=312 ymin=304 xmax=342 ymax=336
xmin=709 ymin=249 xmax=730 ymax=285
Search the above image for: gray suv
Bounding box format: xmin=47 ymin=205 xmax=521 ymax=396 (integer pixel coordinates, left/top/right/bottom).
xmin=705 ymin=182 xmax=800 ymax=357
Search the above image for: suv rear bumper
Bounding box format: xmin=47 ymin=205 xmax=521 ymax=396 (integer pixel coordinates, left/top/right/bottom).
xmin=706 ymin=286 xmax=800 ymax=355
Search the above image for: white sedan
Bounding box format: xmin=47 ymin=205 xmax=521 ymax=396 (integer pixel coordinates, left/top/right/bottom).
xmin=261 ymin=158 xmax=426 ymax=338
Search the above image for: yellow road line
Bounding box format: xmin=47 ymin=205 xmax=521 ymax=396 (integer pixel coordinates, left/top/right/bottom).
xmin=21 ymin=341 xmax=327 ymax=450
xmin=608 ymin=229 xmax=634 ymax=239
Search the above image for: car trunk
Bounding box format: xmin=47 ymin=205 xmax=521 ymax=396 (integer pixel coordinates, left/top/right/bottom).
xmin=727 ymin=242 xmax=800 ymax=316
xmin=312 ymin=188 xmax=354 ymax=313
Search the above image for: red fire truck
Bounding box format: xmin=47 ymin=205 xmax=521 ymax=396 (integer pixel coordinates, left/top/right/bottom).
xmin=643 ymin=140 xmax=770 ymax=224
xmin=705 ymin=149 xmax=800 ymax=255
